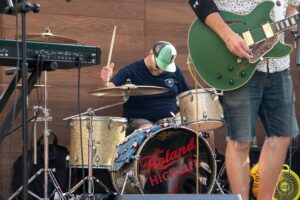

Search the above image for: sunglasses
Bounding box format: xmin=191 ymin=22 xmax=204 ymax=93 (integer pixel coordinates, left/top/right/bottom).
xmin=153 ymin=56 xmax=161 ymax=70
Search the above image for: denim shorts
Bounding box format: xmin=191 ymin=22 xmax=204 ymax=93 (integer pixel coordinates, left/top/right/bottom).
xmin=220 ymin=69 xmax=299 ymax=142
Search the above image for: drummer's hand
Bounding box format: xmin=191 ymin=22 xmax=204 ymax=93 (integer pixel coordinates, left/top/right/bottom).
xmin=100 ymin=63 xmax=114 ymax=87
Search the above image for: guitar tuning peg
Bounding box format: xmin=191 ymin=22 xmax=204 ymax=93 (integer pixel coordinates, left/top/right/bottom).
xmin=276 ymin=1 xmax=281 ymax=7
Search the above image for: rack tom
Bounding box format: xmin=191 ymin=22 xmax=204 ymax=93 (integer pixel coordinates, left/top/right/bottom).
xmin=177 ymin=88 xmax=224 ymax=132
xmin=68 ymin=116 xmax=126 ymax=168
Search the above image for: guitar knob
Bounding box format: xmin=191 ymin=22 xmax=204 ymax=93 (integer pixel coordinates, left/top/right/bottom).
xmin=216 ymin=73 xmax=222 ymax=79
xmin=229 ymin=80 xmax=235 ymax=85
xmin=240 ymin=71 xmax=246 ymax=77
xmin=228 ymin=65 xmax=234 ymax=71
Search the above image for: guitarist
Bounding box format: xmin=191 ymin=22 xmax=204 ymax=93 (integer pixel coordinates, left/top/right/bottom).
xmin=188 ymin=0 xmax=299 ymax=200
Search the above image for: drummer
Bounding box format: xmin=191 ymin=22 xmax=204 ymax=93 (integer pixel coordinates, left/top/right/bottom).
xmin=100 ymin=41 xmax=190 ymax=135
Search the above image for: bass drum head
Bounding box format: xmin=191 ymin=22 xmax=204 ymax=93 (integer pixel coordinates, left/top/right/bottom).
xmin=111 ymin=126 xmax=216 ymax=194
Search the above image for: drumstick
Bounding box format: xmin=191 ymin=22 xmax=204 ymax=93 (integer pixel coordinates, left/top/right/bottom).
xmin=106 ymin=26 xmax=117 ymax=87
xmin=107 ymin=25 xmax=116 ymax=66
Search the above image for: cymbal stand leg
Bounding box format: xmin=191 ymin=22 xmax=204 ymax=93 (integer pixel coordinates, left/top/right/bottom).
xmin=214 ymin=163 xmax=231 ymax=194
xmin=32 ymin=106 xmax=40 ymax=165
xmin=120 ymin=171 xmax=130 ymax=195
xmin=87 ymin=110 xmax=95 ymax=199
xmin=9 ymin=169 xmax=44 ymax=200
xmin=42 ymin=71 xmax=64 ymax=199
xmin=8 ymin=168 xmax=66 ymax=200
xmin=214 ymin=179 xmax=225 ymax=194
xmin=92 ymin=177 xmax=113 ymax=194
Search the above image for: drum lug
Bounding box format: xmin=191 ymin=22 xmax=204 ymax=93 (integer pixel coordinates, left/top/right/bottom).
xmin=92 ymin=145 xmax=97 ymax=156
xmin=203 ymin=111 xmax=208 ymax=119
xmin=189 ymin=93 xmax=193 ymax=101
xmin=212 ymin=152 xmax=217 ymax=160
xmin=68 ymin=121 xmax=74 ymax=128
xmin=108 ymin=119 xmax=113 ymax=130
xmin=95 ymin=155 xmax=100 ymax=167
xmin=132 ymin=154 xmax=140 ymax=161
xmin=122 ymin=124 xmax=127 ymax=132
xmin=74 ymin=155 xmax=79 ymax=163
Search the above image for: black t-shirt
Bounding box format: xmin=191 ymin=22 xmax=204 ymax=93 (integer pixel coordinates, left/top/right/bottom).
xmin=111 ymin=59 xmax=190 ymax=122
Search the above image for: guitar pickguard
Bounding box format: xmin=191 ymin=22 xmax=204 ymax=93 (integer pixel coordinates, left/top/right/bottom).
xmin=249 ymin=36 xmax=278 ymax=63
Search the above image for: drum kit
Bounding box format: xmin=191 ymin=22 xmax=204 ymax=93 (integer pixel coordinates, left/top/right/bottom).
xmin=61 ymin=84 xmax=225 ymax=199
xmin=7 ymin=28 xmax=225 ymax=199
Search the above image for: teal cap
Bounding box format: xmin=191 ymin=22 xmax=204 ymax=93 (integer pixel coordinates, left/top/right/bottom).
xmin=153 ymin=41 xmax=177 ymax=72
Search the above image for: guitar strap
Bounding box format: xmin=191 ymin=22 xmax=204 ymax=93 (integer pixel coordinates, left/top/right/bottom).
xmin=272 ymin=0 xmax=284 ymax=21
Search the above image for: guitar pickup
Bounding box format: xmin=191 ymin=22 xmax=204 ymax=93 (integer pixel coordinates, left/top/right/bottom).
xmin=262 ymin=22 xmax=274 ymax=38
xmin=242 ymin=31 xmax=254 ymax=46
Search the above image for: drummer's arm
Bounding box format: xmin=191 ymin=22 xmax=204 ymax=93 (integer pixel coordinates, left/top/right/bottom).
xmin=99 ymin=80 xmax=115 ymax=88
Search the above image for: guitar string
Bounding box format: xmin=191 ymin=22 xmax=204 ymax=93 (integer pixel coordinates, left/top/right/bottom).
xmin=241 ymin=16 xmax=297 ymax=42
xmin=238 ymin=15 xmax=297 ymax=42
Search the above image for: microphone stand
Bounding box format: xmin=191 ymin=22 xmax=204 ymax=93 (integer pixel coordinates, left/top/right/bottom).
xmin=4 ymin=1 xmax=40 ymax=199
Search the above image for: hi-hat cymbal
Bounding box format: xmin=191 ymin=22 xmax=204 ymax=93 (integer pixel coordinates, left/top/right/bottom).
xmin=89 ymin=84 xmax=169 ymax=97
xmin=16 ymin=27 xmax=78 ymax=44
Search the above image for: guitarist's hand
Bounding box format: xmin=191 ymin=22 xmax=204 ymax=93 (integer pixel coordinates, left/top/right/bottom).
xmin=204 ymin=12 xmax=252 ymax=59
xmin=224 ymin=32 xmax=252 ymax=59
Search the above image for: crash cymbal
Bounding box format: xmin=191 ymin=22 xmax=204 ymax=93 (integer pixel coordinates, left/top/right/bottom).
xmin=89 ymin=84 xmax=169 ymax=97
xmin=16 ymin=27 xmax=78 ymax=44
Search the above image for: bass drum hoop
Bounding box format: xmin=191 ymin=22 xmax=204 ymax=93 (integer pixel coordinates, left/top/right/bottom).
xmin=111 ymin=126 xmax=217 ymax=194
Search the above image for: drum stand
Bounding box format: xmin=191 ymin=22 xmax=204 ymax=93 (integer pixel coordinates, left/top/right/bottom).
xmin=62 ymin=93 xmax=130 ymax=199
xmin=9 ymin=71 xmax=66 ymax=200
xmin=63 ymin=109 xmax=113 ymax=200
xmin=120 ymin=171 xmax=144 ymax=195
xmin=213 ymin=164 xmax=227 ymax=194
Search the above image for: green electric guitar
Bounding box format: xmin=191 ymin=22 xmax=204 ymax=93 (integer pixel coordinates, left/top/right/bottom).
xmin=188 ymin=1 xmax=299 ymax=91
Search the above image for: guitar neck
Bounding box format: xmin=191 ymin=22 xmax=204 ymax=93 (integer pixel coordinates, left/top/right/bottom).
xmin=271 ymin=14 xmax=300 ymax=34
xmin=242 ymin=14 xmax=299 ymax=47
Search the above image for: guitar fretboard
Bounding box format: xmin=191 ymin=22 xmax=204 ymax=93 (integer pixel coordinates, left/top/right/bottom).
xmin=271 ymin=14 xmax=299 ymax=33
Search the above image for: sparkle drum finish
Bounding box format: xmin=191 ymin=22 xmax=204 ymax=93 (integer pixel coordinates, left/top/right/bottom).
xmin=177 ymin=89 xmax=224 ymax=132
xmin=68 ymin=116 xmax=127 ymax=168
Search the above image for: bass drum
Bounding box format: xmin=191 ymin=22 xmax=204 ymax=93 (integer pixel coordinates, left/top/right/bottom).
xmin=111 ymin=123 xmax=216 ymax=194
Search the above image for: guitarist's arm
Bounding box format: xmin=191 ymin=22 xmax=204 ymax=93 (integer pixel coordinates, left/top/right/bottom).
xmin=286 ymin=4 xmax=299 ymax=50
xmin=188 ymin=0 xmax=251 ymax=59
xmin=286 ymin=4 xmax=298 ymax=31
xmin=286 ymin=4 xmax=298 ymax=18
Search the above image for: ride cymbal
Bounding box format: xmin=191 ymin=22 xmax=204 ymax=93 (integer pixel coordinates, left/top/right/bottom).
xmin=89 ymin=84 xmax=169 ymax=97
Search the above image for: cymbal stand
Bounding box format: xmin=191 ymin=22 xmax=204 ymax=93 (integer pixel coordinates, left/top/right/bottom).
xmin=62 ymin=109 xmax=114 ymax=200
xmin=62 ymin=94 xmax=130 ymax=199
xmin=9 ymin=71 xmax=66 ymax=200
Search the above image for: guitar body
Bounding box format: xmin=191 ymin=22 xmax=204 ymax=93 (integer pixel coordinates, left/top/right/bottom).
xmin=188 ymin=1 xmax=292 ymax=91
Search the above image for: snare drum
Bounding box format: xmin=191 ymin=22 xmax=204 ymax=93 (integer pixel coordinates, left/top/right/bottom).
xmin=111 ymin=123 xmax=216 ymax=194
xmin=177 ymin=88 xmax=224 ymax=132
xmin=68 ymin=116 xmax=126 ymax=168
